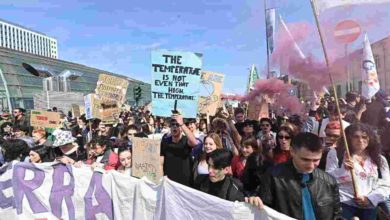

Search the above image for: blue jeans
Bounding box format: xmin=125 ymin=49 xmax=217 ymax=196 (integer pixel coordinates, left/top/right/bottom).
xmin=341 ymin=203 xmax=377 ymax=220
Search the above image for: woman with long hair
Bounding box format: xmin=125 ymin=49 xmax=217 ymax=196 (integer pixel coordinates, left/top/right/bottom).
xmin=29 ymin=145 xmax=52 ymax=163
xmin=273 ymin=124 xmax=295 ymax=164
xmin=231 ymin=137 xmax=259 ymax=181
xmin=193 ymin=133 xmax=223 ymax=180
xmin=326 ymin=123 xmax=389 ymax=219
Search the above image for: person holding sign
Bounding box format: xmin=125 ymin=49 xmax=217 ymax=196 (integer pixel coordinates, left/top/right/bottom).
xmin=160 ymin=113 xmax=199 ymax=186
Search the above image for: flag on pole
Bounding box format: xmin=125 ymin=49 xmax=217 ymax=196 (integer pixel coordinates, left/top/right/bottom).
xmin=314 ymin=0 xmax=390 ymax=15
xmin=361 ymin=33 xmax=380 ymax=99
xmin=266 ymin=8 xmax=276 ymax=55
xmin=247 ymin=64 xmax=259 ymax=92
xmin=279 ymin=15 xmax=306 ymax=60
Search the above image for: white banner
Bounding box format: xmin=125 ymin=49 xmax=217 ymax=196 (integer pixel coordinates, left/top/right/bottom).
xmin=0 ymin=162 xmax=295 ymax=220
xmin=315 ymin=0 xmax=390 ymax=15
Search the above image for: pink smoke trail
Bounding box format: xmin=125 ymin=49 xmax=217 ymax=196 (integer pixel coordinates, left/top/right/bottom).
xmin=242 ymin=78 xmax=303 ymax=114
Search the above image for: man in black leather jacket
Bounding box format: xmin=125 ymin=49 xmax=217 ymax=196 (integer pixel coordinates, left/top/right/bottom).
xmin=246 ymin=132 xmax=343 ymax=220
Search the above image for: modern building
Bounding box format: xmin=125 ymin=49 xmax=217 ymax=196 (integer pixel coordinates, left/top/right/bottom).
xmin=0 ymin=18 xmax=58 ymax=59
xmin=0 ymin=47 xmax=150 ymax=112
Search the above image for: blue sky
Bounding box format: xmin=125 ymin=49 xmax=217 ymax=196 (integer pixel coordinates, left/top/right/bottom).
xmin=1 ymin=0 xmax=389 ymax=94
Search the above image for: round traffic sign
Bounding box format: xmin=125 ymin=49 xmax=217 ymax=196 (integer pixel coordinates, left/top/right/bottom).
xmin=334 ymin=20 xmax=361 ymax=44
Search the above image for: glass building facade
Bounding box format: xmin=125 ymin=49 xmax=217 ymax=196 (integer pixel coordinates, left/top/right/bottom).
xmin=0 ymin=47 xmax=151 ymax=112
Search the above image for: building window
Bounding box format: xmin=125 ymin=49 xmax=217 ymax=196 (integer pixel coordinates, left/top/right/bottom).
xmin=374 ymin=55 xmax=380 ymax=68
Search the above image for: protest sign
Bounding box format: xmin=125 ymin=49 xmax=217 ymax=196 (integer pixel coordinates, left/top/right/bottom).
xmin=131 ymin=137 xmax=162 ymax=184
xmin=71 ymin=104 xmax=81 ymax=117
xmin=247 ymin=98 xmax=269 ymax=120
xmin=198 ymin=71 xmax=225 ymax=116
xmin=30 ymin=110 xmax=61 ymax=128
xmin=80 ymin=105 xmax=85 ymax=115
xmin=0 ymin=162 xmax=293 ymax=220
xmin=84 ymin=93 xmax=101 ymax=120
xmin=100 ymin=102 xmax=120 ymax=123
xmin=151 ymin=50 xmax=202 ymax=118
xmin=95 ymin=73 xmax=129 ymax=104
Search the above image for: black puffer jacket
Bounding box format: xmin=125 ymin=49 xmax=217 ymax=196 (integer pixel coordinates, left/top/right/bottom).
xmin=257 ymin=160 xmax=343 ymax=220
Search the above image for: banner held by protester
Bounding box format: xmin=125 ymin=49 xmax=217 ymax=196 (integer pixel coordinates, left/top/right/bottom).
xmin=0 ymin=162 xmax=293 ymax=220
xmin=151 ymin=49 xmax=203 ymax=118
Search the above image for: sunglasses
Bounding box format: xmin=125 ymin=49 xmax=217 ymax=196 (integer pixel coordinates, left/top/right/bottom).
xmin=326 ymin=134 xmax=340 ymax=139
xmin=278 ymin=135 xmax=291 ymax=140
xmin=170 ymin=123 xmax=180 ymax=128
xmin=261 ymin=124 xmax=270 ymax=127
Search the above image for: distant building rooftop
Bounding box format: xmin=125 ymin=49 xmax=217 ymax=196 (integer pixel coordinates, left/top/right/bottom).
xmin=0 ymin=18 xmax=52 ymax=38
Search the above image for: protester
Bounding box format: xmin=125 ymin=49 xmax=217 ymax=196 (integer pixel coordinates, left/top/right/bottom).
xmin=326 ymin=123 xmax=390 ymax=219
xmin=1 ymin=139 xmax=30 ymax=163
xmin=241 ymin=119 xmax=256 ymax=139
xmin=0 ymin=112 xmax=12 ymax=127
xmin=231 ymin=137 xmax=258 ymax=180
xmin=186 ymin=119 xmax=204 ymax=159
xmin=272 ymin=125 xmax=294 ymax=164
xmin=194 ymin=149 xmax=245 ymax=202
xmin=256 ymin=118 xmax=276 ymax=148
xmin=193 ymin=133 xmax=223 ymax=180
xmin=241 ymin=151 xmax=273 ymax=194
xmin=52 ymin=129 xmax=86 ymax=164
xmin=304 ymin=101 xmax=350 ymax=139
xmin=234 ymin=108 xmax=246 ymax=136
xmin=211 ymin=115 xmax=239 ymax=156
xmin=361 ymin=91 xmax=387 ymax=130
xmin=246 ymin=132 xmax=342 ymax=220
xmin=86 ymin=136 xmax=119 ymax=170
xmin=73 ymin=114 xmax=89 ymax=148
xmin=318 ymin=121 xmax=341 ymax=170
xmin=160 ymin=113 xmax=199 ymax=186
xmin=0 ymin=121 xmax=13 ymax=140
xmin=13 ymin=125 xmax=34 ymax=148
xmin=29 ymin=144 xmax=51 ymax=163
xmin=32 ymin=127 xmax=53 ymax=148
xmin=116 ymin=147 xmax=132 ymax=175
xmin=12 ymin=107 xmax=29 ymax=128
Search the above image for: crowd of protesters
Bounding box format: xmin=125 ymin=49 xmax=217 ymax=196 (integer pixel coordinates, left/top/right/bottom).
xmin=0 ymin=90 xmax=390 ymax=220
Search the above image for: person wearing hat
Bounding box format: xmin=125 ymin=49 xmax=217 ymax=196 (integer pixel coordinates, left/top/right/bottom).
xmin=52 ymin=129 xmax=86 ymax=164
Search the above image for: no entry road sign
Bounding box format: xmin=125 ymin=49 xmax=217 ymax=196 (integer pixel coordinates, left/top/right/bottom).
xmin=334 ymin=20 xmax=361 ymax=44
